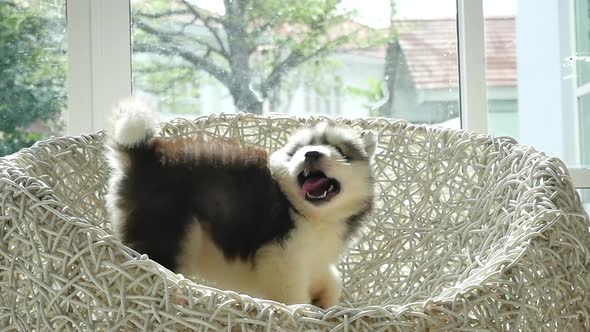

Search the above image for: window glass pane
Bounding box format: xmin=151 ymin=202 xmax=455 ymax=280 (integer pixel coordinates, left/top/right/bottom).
xmin=484 ymin=0 xmax=588 ymax=171
xmin=580 ymin=93 xmax=590 ymax=166
xmin=576 ymin=0 xmax=590 ymax=173
xmin=576 ymin=0 xmax=590 ymax=86
xmin=131 ymin=0 xmax=459 ymax=124
xmin=0 ymin=0 xmax=67 ymax=156
xmin=483 ymin=12 xmax=518 ymax=140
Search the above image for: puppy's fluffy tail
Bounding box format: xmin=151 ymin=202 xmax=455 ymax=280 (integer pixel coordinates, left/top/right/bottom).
xmin=112 ymin=97 xmax=159 ymax=148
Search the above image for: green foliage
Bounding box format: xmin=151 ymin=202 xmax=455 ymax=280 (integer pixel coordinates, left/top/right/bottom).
xmin=251 ymin=0 xmax=345 ymax=24
xmin=346 ymin=78 xmax=385 ymax=115
xmin=133 ymin=59 xmax=202 ymax=114
xmin=133 ymin=0 xmax=382 ymax=113
xmin=0 ymin=2 xmax=66 ymax=156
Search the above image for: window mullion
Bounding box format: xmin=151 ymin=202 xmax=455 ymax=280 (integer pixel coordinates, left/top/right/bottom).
xmin=457 ymin=0 xmax=488 ymax=135
xmin=66 ymin=0 xmax=93 ymax=135
xmin=66 ymin=0 xmax=132 ymax=136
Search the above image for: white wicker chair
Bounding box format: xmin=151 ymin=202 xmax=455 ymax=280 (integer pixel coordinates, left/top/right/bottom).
xmin=1 ymin=114 xmax=589 ymax=331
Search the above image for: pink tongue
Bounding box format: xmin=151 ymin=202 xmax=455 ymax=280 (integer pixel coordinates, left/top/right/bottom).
xmin=302 ymin=177 xmax=331 ymax=196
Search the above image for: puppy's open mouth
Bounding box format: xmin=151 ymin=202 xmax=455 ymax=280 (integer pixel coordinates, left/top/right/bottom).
xmin=298 ymin=169 xmax=340 ymax=202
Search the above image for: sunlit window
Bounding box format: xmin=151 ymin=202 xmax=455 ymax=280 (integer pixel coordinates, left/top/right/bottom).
xmin=131 ymin=0 xmax=460 ymax=124
xmin=0 ymin=0 xmax=67 ymax=156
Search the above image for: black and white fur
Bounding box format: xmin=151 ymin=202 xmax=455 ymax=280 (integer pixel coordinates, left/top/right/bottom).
xmin=105 ymin=98 xmax=376 ymax=308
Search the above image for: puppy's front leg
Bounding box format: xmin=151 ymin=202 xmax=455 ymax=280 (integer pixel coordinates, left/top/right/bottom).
xmin=312 ymin=265 xmax=342 ymax=309
xmin=263 ymin=274 xmax=311 ymax=305
xmin=255 ymin=255 xmax=311 ymax=305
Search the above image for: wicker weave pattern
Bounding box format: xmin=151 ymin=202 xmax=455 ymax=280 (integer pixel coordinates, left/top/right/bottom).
xmin=1 ymin=113 xmax=589 ymax=331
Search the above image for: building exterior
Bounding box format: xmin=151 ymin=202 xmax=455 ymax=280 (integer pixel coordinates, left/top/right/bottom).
xmin=282 ymin=17 xmax=517 ymax=139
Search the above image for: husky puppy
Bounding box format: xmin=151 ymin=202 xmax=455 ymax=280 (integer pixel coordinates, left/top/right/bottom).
xmin=105 ymin=98 xmax=376 ymax=308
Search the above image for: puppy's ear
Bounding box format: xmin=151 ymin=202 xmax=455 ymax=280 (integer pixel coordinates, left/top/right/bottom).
xmin=314 ymin=120 xmax=337 ymax=131
xmin=361 ymin=130 xmax=377 ymax=159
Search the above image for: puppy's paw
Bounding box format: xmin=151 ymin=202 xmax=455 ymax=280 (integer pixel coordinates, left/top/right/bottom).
xmin=312 ymin=287 xmax=339 ymax=309
xmin=311 ymin=266 xmax=342 ymax=309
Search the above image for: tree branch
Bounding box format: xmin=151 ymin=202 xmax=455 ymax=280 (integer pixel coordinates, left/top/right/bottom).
xmin=134 ymin=20 xmax=229 ymax=58
xmin=135 ymin=9 xmax=191 ymax=19
xmin=180 ymin=0 xmax=229 ymax=56
xmin=134 ymin=63 xmax=200 ymax=96
xmin=136 ymin=3 xmax=229 ymax=57
xmin=253 ymin=20 xmax=275 ymax=37
xmin=134 ymin=43 xmax=231 ymax=87
xmin=262 ymin=31 xmax=360 ymax=94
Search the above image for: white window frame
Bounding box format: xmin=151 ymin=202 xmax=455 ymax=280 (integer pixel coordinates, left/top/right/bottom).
xmin=457 ymin=0 xmax=488 ymax=135
xmin=568 ymin=0 xmax=590 ymax=187
xmin=65 ymin=0 xmax=590 ymax=188
xmin=66 ymin=0 xmax=131 ymax=136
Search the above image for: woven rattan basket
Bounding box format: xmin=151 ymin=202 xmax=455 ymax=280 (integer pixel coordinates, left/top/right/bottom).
xmin=1 ymin=114 xmax=590 ymax=331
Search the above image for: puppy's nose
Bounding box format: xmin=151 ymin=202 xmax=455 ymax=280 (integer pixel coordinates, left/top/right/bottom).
xmin=304 ymin=151 xmax=323 ymax=161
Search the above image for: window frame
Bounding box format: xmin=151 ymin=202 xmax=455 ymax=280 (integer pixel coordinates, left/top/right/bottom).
xmin=571 ymin=0 xmax=590 ymax=187
xmin=64 ymin=0 xmax=590 ymax=188
xmin=457 ymin=0 xmax=488 ymax=135
xmin=65 ymin=0 xmax=131 ymax=136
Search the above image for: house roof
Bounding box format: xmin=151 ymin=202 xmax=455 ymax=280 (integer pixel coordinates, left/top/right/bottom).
xmin=401 ymin=16 xmax=516 ymax=89
xmin=355 ymin=17 xmax=516 ymax=90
